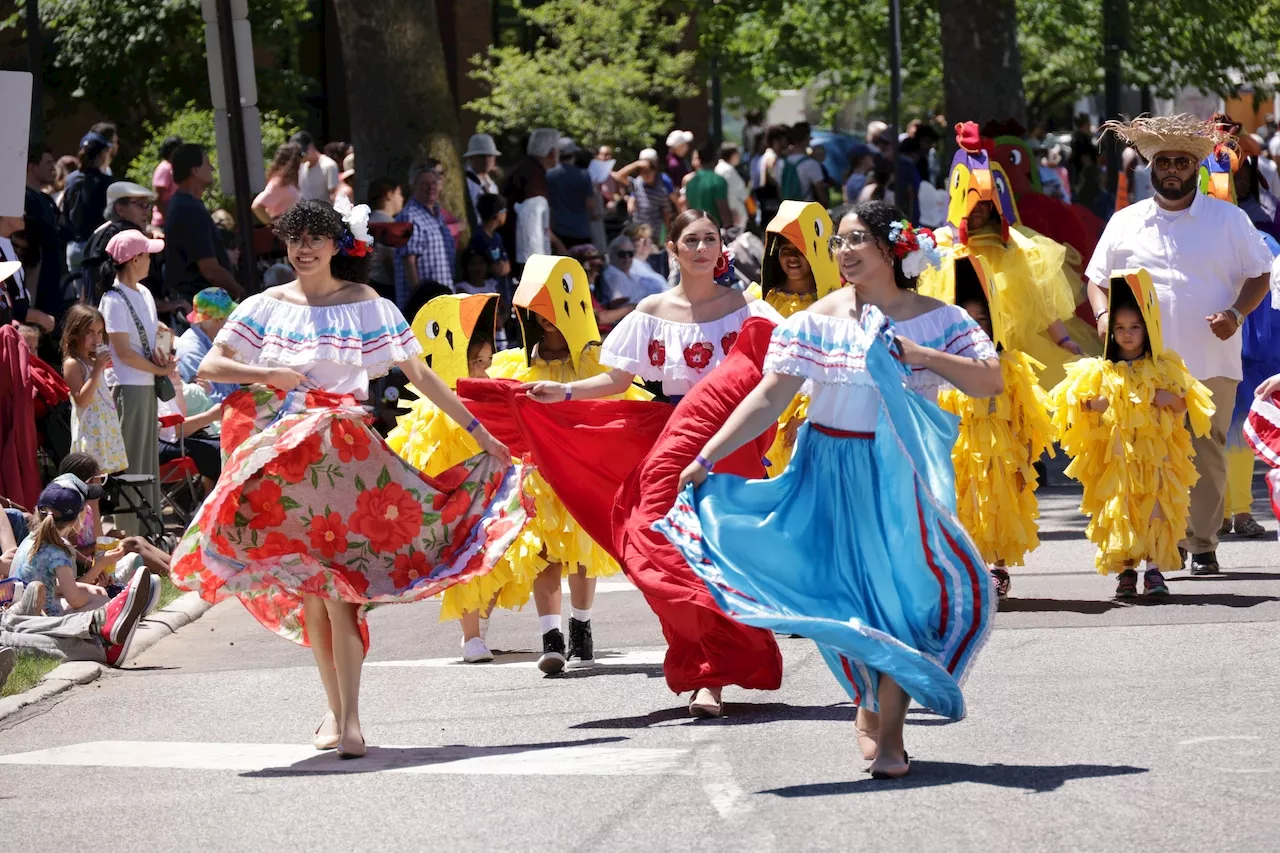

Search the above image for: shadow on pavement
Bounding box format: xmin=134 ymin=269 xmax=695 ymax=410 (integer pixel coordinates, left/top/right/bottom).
xmin=239 ymin=735 xmax=630 ymax=777
xmin=552 ymin=664 xmax=666 ymax=680
xmin=758 ymin=761 xmax=1149 ymax=796
xmin=1168 ymin=572 xmax=1280 ymax=582
xmin=1036 ymin=529 xmax=1089 ymax=541
xmin=998 ymin=598 xmax=1124 ymax=614
xmin=998 ymin=592 xmax=1279 ymax=613
xmin=571 ymin=702 xmax=856 ymax=730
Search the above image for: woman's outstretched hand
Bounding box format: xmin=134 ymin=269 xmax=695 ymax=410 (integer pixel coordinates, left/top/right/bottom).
xmin=475 ymin=426 xmax=510 ymax=461
xmin=523 ymin=381 xmax=569 ymax=403
xmin=677 ymin=459 xmax=710 ymax=492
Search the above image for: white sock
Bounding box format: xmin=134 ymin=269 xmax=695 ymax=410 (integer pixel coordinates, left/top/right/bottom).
xmin=570 ymin=607 xmax=591 ymax=622
xmin=539 ymin=614 xmax=561 ymax=634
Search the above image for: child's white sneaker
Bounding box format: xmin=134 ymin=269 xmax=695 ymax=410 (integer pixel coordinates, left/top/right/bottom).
xmin=461 ymin=637 xmax=494 ymax=663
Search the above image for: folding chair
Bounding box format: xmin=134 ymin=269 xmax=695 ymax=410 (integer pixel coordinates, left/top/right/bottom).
xmin=101 ymin=473 xmax=166 ymax=547
xmin=158 ymin=413 xmax=206 ymax=527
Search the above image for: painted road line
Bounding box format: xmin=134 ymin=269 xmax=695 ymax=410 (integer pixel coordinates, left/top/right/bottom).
xmin=0 ymin=741 xmax=692 ymax=776
xmin=367 ymin=647 xmax=666 ymax=669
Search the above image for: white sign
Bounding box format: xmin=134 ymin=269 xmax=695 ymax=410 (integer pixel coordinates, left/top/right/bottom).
xmin=0 ymin=71 xmax=32 ymax=217
xmin=204 ymin=19 xmax=258 ymax=109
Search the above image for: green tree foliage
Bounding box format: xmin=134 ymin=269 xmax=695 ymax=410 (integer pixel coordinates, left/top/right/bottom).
xmin=7 ymin=0 xmax=313 ymax=131
xmin=467 ymin=0 xmax=697 ymax=151
xmin=704 ymin=0 xmax=1280 ymax=124
xmin=125 ymin=105 xmax=297 ymax=212
xmin=696 ymin=0 xmax=941 ymax=122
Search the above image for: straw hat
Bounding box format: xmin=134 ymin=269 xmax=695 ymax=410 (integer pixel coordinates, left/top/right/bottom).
xmin=1101 ymin=114 xmax=1227 ymax=162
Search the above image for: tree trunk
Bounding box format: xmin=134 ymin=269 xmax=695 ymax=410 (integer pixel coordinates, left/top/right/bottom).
xmin=937 ymin=0 xmax=1027 ymax=129
xmin=330 ymin=0 xmax=465 ymax=219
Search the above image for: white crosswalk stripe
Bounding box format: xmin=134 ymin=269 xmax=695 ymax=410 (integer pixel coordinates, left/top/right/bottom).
xmin=0 ymin=740 xmax=692 ymax=776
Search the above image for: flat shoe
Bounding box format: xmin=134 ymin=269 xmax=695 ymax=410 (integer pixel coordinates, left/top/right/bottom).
xmin=869 ymin=751 xmax=910 ymax=779
xmin=336 ymin=732 xmax=366 ymax=759
xmin=314 ymin=715 xmax=341 ymax=751
xmin=1233 ymin=517 xmax=1267 ymax=538
xmin=688 ymin=688 xmax=723 ymax=718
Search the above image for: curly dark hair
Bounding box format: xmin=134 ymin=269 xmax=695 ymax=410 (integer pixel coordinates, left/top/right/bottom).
xmin=830 ymin=200 xmax=917 ymax=291
xmin=273 ymin=199 xmax=372 ymax=284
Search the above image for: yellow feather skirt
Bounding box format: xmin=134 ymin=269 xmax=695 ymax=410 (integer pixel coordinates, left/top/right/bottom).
xmin=938 ymin=351 xmax=1056 ymax=567
xmin=1048 ymin=354 xmax=1214 ymax=574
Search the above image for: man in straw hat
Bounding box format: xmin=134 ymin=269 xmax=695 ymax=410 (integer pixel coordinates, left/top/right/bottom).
xmin=1085 ymin=114 xmax=1274 ymax=575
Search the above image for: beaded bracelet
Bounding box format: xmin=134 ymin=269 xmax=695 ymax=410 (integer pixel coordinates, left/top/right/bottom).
xmin=465 ymin=417 xmax=481 ymax=434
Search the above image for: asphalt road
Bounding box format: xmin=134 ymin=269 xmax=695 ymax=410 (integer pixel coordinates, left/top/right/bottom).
xmin=2 ymin=477 xmax=1279 ymax=852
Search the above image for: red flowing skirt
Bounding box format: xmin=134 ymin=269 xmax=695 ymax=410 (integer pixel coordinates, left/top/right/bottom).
xmin=458 ymin=317 xmax=784 ymax=693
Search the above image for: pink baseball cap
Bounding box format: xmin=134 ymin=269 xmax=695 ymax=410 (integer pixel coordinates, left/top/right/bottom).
xmin=105 ymin=230 xmax=165 ymax=264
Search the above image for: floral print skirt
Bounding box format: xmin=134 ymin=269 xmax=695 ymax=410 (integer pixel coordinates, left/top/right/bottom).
xmin=170 ymin=386 xmax=531 ymax=652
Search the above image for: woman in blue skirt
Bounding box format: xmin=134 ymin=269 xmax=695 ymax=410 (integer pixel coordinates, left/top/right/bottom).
xmin=657 ymin=201 xmax=1003 ymax=779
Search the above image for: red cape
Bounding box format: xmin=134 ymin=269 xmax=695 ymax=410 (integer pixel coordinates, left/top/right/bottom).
xmin=457 ymin=317 xmax=784 ymax=693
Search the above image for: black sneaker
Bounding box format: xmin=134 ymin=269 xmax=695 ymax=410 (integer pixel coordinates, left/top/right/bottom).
xmin=1190 ymin=552 xmax=1220 ymax=576
xmin=538 ymin=629 xmax=566 ymax=675
xmin=567 ymin=618 xmax=595 ymax=669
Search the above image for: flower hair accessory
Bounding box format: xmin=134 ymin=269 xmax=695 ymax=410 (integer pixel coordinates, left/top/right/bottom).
xmin=888 ymin=219 xmax=940 ymax=279
xmin=713 ymin=249 xmax=737 ymax=287
xmin=334 ymin=195 xmax=374 ymax=258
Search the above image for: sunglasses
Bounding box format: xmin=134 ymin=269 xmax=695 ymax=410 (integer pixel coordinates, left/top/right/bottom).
xmin=1153 ymin=156 xmax=1195 ymax=171
xmin=827 ymin=231 xmax=875 ymax=256
xmin=614 ymin=250 xmax=635 ymax=259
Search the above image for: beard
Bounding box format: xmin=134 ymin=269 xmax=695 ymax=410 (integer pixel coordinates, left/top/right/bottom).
xmin=1155 ymin=174 xmax=1197 ymax=201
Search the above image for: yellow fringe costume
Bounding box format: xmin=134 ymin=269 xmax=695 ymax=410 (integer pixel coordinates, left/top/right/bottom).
xmin=923 ymin=226 xmax=1090 ymax=390
xmin=1048 ymin=270 xmax=1215 ymax=575
xmin=749 ymin=202 xmax=844 ymax=472
xmin=940 ymin=350 xmax=1055 ymax=566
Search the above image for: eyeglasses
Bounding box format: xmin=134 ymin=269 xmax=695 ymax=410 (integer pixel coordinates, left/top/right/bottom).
xmin=88 ymin=473 xmax=109 ymax=485
xmin=124 ymin=198 xmax=154 ymax=209
xmin=614 ymin=250 xmax=635 ymax=259
xmin=828 ymin=231 xmax=875 ymax=255
xmin=284 ymin=235 xmax=330 ymax=251
xmin=1153 ymin=156 xmax=1195 ymax=171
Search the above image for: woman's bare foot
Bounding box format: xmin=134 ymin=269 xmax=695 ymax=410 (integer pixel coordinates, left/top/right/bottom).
xmin=689 ymin=687 xmax=723 ymax=718
xmin=337 ymin=719 xmax=366 ymax=759
xmin=868 ymin=748 xmax=910 ymax=779
xmin=313 ymin=710 xmax=340 ymax=751
xmin=854 ymin=707 xmax=879 ymax=760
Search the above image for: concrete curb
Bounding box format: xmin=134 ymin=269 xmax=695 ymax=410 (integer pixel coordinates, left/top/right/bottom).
xmin=0 ymin=590 xmax=213 ymax=723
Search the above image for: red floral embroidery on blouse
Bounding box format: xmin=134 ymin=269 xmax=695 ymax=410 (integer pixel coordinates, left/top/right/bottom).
xmin=648 ymin=339 xmax=667 ymax=367
xmin=720 ymin=331 xmax=739 ymax=355
xmin=684 ymin=342 xmax=714 ymax=370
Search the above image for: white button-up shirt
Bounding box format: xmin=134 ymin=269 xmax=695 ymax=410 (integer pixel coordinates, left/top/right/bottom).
xmin=1085 ymin=191 xmax=1273 ymax=380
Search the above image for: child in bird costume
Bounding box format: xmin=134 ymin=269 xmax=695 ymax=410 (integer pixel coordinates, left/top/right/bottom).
xmin=920 ymin=122 xmax=1086 ymax=391
xmin=937 ymin=254 xmax=1056 ymax=598
xmin=1049 ymin=270 xmax=1214 ymax=598
xmin=387 ymin=292 xmax=507 ymax=662
xmin=746 ymin=201 xmax=843 ymax=470
xmin=486 ymin=255 xmax=651 ymax=674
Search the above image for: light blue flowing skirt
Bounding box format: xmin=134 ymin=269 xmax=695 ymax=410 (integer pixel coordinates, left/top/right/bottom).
xmin=657 ymin=333 xmax=995 ymax=720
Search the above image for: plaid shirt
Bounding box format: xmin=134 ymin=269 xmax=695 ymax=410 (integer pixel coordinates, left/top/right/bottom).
xmin=394 ymin=197 xmax=456 ymax=309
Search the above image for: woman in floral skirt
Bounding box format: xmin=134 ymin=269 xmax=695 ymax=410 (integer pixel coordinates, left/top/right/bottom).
xmin=171 ymin=199 xmax=527 ymax=759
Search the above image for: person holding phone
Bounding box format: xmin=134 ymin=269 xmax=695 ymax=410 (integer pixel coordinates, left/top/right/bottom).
xmin=98 ymin=230 xmax=169 ymax=535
